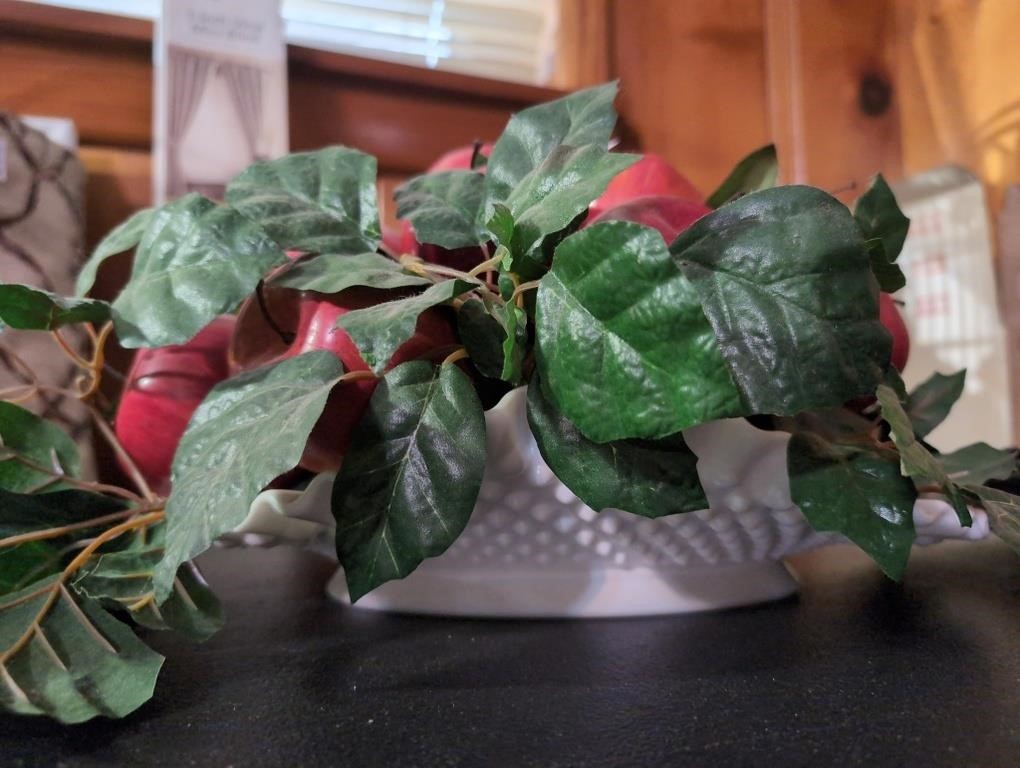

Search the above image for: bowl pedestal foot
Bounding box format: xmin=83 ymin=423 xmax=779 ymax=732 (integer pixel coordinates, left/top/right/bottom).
xmin=326 ymin=559 xmax=800 ymax=618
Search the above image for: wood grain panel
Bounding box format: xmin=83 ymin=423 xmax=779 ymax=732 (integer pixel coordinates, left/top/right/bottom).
xmin=764 ymin=0 xmax=903 ymax=198
xmin=610 ymin=0 xmax=771 ymax=197
xmin=0 ymin=34 xmax=152 ymax=149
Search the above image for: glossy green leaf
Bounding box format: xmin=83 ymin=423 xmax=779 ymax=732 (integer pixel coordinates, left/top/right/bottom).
xmin=905 ymin=370 xmax=966 ymax=438
xmin=394 ymin=170 xmax=488 ymax=249
xmin=865 ymin=239 xmax=907 ymax=293
xmin=706 ymin=144 xmax=778 ymax=208
xmin=505 ymin=144 xmax=639 ymax=258
xmin=0 ymin=402 xmax=80 ymax=493
xmin=0 ymin=574 xmax=163 ymax=723
xmin=75 ymin=528 xmax=223 ymax=642
xmin=485 ymin=82 xmax=620 ymax=203
xmin=536 ymin=221 xmax=742 ymax=443
xmin=961 ymin=484 xmax=1020 ymax=554
xmin=226 ymin=147 xmax=381 ymax=254
xmin=527 ymin=382 xmax=708 ymax=517
xmin=788 ymin=431 xmax=917 ymax=580
xmin=111 ymin=193 xmax=287 ymax=348
xmin=154 ymin=351 xmax=344 ymax=600
xmin=671 ymin=186 xmax=890 ymax=416
xmin=0 ymin=284 xmax=109 ymax=331
xmin=456 ymin=296 xmax=506 ymax=380
xmin=332 ymin=362 xmax=486 ymax=602
xmin=271 ymin=252 xmax=430 ymax=294
xmin=939 ymin=443 xmax=1016 ymax=486
xmin=876 ymin=384 xmax=971 ymax=526
xmin=75 ymin=207 xmax=154 ymax=296
xmin=336 ymin=279 xmax=475 ymax=373
xmin=854 ymin=174 xmax=910 ymax=263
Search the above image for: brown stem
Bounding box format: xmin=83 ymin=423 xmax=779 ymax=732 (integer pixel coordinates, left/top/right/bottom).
xmin=0 ymin=508 xmax=136 ymax=549
xmin=87 ymin=404 xmax=157 ymax=502
xmin=0 ymin=511 xmax=164 ymax=663
xmin=339 ymin=369 xmax=379 ymax=383
xmin=50 ymin=329 xmax=91 ymax=369
xmin=442 ymin=347 xmax=469 ymax=366
xmin=0 ymin=451 xmax=146 ymax=503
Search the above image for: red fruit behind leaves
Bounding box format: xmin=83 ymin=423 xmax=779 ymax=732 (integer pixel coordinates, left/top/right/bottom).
xmin=588 ymin=154 xmax=703 ymax=222
xmin=229 ymin=285 xmax=458 ymax=474
xmin=588 ymin=195 xmax=712 ymax=243
xmin=880 ymin=292 xmax=910 ymax=372
xmin=115 ymin=316 xmax=236 ymax=495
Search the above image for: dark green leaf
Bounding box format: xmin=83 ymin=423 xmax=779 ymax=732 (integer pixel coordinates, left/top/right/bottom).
xmin=0 ymin=542 xmax=62 ymax=596
xmin=76 ymin=207 xmax=154 ymax=296
xmin=332 ymin=362 xmax=486 ymax=601
xmin=866 ymin=238 xmax=907 ymax=293
xmin=0 ymin=574 xmax=163 ymax=723
xmin=394 ymin=170 xmax=488 ymax=249
xmin=876 ymin=384 xmax=971 ymax=526
xmin=854 ymin=174 xmax=910 ymax=263
xmin=154 ymin=351 xmax=344 ymax=600
xmin=75 ymin=529 xmax=223 ymax=642
xmin=504 ymin=144 xmax=639 ymax=258
xmin=671 ymin=185 xmax=890 ymax=416
xmin=271 ymin=252 xmax=430 ymax=294
xmin=0 ymin=488 xmax=126 ymax=540
xmin=536 ymin=221 xmax=741 ymax=442
xmin=0 ymin=284 xmax=109 ymax=331
xmin=0 ymin=402 xmax=80 ymax=493
xmin=485 ymin=82 xmax=620 ymax=203
xmin=336 ymin=279 xmax=475 ymax=373
xmin=939 ymin=443 xmax=1016 ymax=486
xmin=527 ymin=382 xmax=708 ymax=517
xmin=905 ymin=370 xmax=966 ymax=438
xmin=705 ymin=144 xmax=778 ymax=208
xmin=456 ymin=296 xmax=506 ymax=379
xmin=883 ymin=366 xmax=909 ymax=404
xmin=788 ymin=431 xmax=917 ymax=580
xmin=111 ymin=193 xmax=287 ymax=348
xmin=226 ymin=147 xmax=381 ymax=254
xmin=961 ymin=484 xmax=1020 ymax=554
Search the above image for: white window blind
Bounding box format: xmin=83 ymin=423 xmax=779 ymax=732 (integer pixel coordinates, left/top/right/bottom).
xmin=23 ymin=0 xmax=559 ymax=85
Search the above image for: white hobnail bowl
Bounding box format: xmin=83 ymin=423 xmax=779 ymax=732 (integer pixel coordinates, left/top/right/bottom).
xmin=232 ymin=387 xmax=989 ymax=618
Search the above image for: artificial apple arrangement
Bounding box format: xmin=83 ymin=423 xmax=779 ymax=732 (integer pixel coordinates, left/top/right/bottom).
xmin=1 ymin=82 xmax=1017 ymax=724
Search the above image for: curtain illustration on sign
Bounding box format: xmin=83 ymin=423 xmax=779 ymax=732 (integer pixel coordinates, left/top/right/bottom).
xmin=167 ymin=46 xmax=213 ymax=199
xmin=220 ymin=61 xmax=265 ymax=162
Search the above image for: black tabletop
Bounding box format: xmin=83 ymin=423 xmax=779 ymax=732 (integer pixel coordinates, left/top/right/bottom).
xmin=2 ymin=540 xmax=1018 ymax=768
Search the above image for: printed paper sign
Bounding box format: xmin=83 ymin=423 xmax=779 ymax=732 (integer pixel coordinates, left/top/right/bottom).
xmin=154 ymin=0 xmax=288 ymax=203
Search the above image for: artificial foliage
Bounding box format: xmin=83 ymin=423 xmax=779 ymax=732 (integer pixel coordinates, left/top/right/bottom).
xmin=1 ymin=83 xmax=1018 ymax=723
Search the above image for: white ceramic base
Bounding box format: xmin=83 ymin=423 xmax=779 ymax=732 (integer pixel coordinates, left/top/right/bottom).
xmin=325 ymin=560 xmax=800 ymax=618
xmin=236 ymin=388 xmax=989 ymax=619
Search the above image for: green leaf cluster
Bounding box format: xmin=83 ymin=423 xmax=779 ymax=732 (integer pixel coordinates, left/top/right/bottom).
xmin=4 ymin=80 xmax=1020 ymax=725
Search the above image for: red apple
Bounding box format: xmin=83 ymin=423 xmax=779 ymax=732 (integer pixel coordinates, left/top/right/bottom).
xmin=880 ymin=292 xmax=910 ymax=371
xmin=115 ymin=316 xmax=235 ymax=495
xmin=587 ymin=195 xmax=711 ymax=243
xmin=396 ymin=143 xmax=494 ymax=272
xmin=229 ymin=285 xmax=458 ymax=473
xmin=588 ymin=154 xmax=703 ymax=222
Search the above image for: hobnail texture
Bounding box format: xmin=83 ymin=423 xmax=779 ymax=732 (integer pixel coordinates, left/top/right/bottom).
xmin=232 ymin=387 xmax=989 ymax=617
